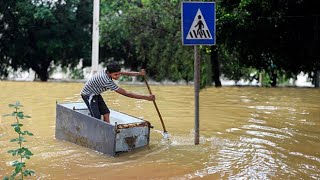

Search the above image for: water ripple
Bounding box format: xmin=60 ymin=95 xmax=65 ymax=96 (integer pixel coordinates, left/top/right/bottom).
xmin=289 ymin=151 xmax=320 ymax=163
xmin=1 ymin=82 xmax=319 ymax=179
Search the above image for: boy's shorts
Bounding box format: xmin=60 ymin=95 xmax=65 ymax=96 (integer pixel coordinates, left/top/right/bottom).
xmin=81 ymin=94 xmax=110 ymax=120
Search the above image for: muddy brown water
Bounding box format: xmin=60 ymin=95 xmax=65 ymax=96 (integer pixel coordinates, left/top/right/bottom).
xmin=0 ymin=81 xmax=319 ymax=179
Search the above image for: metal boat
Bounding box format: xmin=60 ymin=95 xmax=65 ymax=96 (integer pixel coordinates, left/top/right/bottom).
xmin=55 ymin=102 xmax=152 ymax=156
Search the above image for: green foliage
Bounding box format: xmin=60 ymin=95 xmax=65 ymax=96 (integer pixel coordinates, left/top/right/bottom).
xmin=99 ymin=0 xmax=196 ymax=84
xmin=69 ymin=68 xmax=84 ymax=80
xmin=217 ymin=0 xmax=320 ymax=86
xmin=200 ymin=47 xmax=213 ymax=88
xmin=3 ymin=102 xmax=35 ymax=180
xmin=1 ymin=0 xmax=318 ymax=86
xmin=0 ymin=0 xmax=92 ymax=81
xmin=259 ymin=70 xmax=272 ymax=87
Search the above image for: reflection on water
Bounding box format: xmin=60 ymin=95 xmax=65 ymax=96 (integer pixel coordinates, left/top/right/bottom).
xmin=0 ymin=82 xmax=319 ymax=179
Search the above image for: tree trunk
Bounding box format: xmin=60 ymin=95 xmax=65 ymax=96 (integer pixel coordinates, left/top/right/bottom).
xmin=211 ymin=45 xmax=222 ymax=87
xmin=315 ymin=70 xmax=320 ymax=88
xmin=271 ymin=70 xmax=277 ymax=87
xmin=31 ymin=60 xmax=51 ymax=81
xmin=38 ymin=68 xmax=49 ymax=81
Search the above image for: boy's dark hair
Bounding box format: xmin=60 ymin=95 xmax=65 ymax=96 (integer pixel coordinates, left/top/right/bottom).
xmin=106 ymin=61 xmax=121 ymax=73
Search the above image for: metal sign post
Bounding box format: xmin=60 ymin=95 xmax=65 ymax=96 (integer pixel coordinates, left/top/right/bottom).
xmin=194 ymin=46 xmax=200 ymax=145
xmin=182 ymin=2 xmax=216 ymax=145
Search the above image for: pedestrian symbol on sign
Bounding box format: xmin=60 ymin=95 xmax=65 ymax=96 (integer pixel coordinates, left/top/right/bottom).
xmin=186 ymin=9 xmax=212 ymax=40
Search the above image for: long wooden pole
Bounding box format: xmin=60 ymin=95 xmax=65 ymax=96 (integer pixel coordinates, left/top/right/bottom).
xmin=144 ymin=77 xmax=167 ymax=133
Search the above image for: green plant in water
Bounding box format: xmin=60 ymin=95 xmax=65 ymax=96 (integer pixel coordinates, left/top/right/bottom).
xmin=3 ymin=102 xmax=35 ymax=180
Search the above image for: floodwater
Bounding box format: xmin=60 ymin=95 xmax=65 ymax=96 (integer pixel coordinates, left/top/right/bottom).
xmin=0 ymin=81 xmax=319 ymax=179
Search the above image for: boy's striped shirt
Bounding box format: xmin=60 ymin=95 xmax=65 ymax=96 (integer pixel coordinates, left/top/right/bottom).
xmin=80 ymin=70 xmax=119 ymax=96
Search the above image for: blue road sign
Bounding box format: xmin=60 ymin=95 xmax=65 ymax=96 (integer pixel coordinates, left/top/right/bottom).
xmin=182 ymin=2 xmax=215 ymax=46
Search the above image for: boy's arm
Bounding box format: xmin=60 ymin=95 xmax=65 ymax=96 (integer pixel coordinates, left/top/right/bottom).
xmin=115 ymin=87 xmax=155 ymax=101
xmin=120 ymin=69 xmax=145 ymax=76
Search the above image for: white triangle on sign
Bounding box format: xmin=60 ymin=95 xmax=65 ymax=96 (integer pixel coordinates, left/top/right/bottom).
xmin=186 ymin=9 xmax=213 ymax=40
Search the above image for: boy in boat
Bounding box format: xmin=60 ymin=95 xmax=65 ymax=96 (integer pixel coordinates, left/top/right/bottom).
xmin=80 ymin=61 xmax=155 ymax=123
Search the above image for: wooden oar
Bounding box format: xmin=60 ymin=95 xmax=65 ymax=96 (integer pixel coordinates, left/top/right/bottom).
xmin=144 ymin=76 xmax=169 ymax=139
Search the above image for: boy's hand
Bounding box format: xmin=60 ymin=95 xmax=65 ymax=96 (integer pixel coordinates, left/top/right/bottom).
xmin=139 ymin=69 xmax=146 ymax=76
xmin=146 ymin=94 xmax=155 ymax=101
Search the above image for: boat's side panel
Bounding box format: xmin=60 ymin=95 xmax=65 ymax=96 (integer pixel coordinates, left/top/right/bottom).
xmin=115 ymin=126 xmax=150 ymax=152
xmin=55 ymin=104 xmax=116 ymax=156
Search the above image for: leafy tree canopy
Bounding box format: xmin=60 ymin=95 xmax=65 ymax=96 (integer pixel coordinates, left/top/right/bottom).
xmin=0 ymin=0 xmax=92 ymax=81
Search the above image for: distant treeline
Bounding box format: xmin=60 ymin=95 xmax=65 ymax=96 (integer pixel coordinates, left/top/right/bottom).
xmin=0 ymin=0 xmax=319 ymax=87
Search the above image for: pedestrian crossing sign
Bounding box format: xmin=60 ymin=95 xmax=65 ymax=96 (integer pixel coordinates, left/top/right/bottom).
xmin=182 ymin=2 xmax=215 ymax=45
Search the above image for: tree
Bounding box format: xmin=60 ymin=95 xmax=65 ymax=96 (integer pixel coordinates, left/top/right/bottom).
xmin=217 ymin=0 xmax=320 ymax=86
xmin=100 ymin=0 xmax=212 ymax=85
xmin=0 ymin=0 xmax=92 ymax=81
xmin=281 ymin=1 xmax=320 ymax=83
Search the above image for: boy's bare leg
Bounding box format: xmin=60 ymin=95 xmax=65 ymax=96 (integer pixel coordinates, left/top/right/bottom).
xmin=103 ymin=113 xmax=110 ymax=123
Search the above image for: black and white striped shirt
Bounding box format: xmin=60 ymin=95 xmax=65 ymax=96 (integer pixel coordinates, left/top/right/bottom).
xmin=80 ymin=70 xmax=119 ymax=96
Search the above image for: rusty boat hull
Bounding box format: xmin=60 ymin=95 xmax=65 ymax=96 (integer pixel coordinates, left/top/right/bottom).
xmin=55 ymin=102 xmax=151 ymax=156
